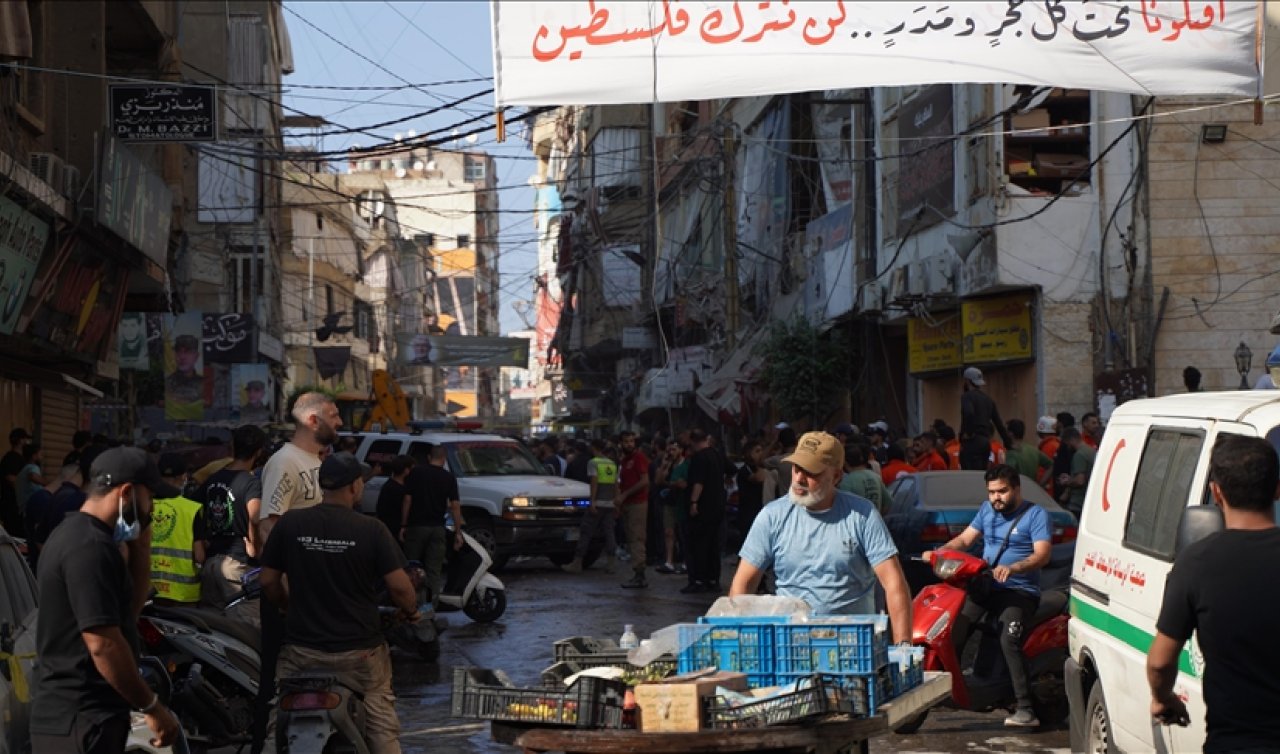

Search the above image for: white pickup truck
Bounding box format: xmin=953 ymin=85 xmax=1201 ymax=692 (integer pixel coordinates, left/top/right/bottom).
xmin=343 ymin=429 xmax=599 ymax=570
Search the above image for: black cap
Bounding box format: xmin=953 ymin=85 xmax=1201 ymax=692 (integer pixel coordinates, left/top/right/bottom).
xmin=157 ymin=452 xmax=187 ymax=478
xmin=318 ymin=452 xmax=371 ymax=491
xmin=90 ymin=447 xmax=182 ymax=498
xmin=174 ymin=334 xmax=199 ymax=351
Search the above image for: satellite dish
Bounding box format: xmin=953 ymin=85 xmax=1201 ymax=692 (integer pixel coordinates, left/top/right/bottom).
xmin=466 ymin=134 xmax=478 ymax=144
xmin=395 ymin=167 xmax=407 ymax=178
xmin=413 ymin=161 xmax=425 ymax=170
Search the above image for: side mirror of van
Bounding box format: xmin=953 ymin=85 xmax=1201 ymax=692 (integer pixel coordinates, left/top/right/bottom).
xmin=1175 ymin=505 xmax=1224 ymax=555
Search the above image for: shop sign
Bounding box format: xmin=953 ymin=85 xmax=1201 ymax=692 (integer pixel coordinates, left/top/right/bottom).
xmin=0 ymin=196 xmax=50 ymax=335
xmin=25 ymin=238 xmax=128 ymax=361
xmin=98 ymin=135 xmax=173 ymax=266
xmin=908 ymin=316 xmax=962 ymax=375
xmin=109 ymin=84 xmax=217 ymax=142
xmin=961 ymin=293 xmax=1033 ymax=364
xmin=897 ymin=85 xmax=954 ymax=230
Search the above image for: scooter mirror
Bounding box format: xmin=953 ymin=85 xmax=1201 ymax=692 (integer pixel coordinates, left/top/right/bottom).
xmin=1175 ymin=505 xmax=1224 ymax=556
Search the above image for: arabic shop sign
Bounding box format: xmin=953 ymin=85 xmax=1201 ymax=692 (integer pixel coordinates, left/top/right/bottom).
xmin=109 ymin=84 xmax=217 ymax=142
xmin=961 ymin=292 xmax=1033 ymax=364
xmin=492 ymin=1 xmax=1260 ymax=105
xmin=898 ymin=85 xmax=954 ymax=230
xmin=98 ymin=135 xmax=173 ymax=267
xmin=202 ymin=312 xmax=254 ymax=363
xmin=908 ymin=316 xmax=962 ymax=375
xmin=0 ymin=197 xmax=49 ymax=336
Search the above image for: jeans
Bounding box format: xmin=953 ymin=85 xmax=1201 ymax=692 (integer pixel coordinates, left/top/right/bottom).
xmin=277 ymin=642 xmax=400 ymax=754
xmin=953 ymin=588 xmax=1039 ymax=709
xmin=403 ymin=525 xmax=447 ymax=607
xmin=621 ymin=503 xmax=647 ymax=575
xmin=31 ymin=713 xmax=128 ymax=754
xmin=252 ymin=601 xmax=286 ymax=754
xmin=574 ymin=506 xmax=616 ymax=559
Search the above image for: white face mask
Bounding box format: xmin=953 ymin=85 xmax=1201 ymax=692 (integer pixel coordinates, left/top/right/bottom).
xmin=113 ymin=489 xmax=140 ymax=543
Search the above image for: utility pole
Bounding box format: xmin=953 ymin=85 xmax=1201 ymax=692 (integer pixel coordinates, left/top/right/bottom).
xmin=723 ymin=126 xmax=739 ymax=350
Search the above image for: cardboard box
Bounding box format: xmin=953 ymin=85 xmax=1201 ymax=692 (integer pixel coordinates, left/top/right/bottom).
xmin=634 ymin=670 xmax=749 ymax=733
xmin=1033 ymin=152 xmax=1090 ymax=178
xmin=1006 ymin=147 xmax=1033 ymax=176
xmin=1011 ymin=109 xmax=1050 ymax=133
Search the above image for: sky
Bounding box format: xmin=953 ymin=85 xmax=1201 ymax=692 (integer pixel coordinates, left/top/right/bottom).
xmin=281 ymin=1 xmax=538 ymax=336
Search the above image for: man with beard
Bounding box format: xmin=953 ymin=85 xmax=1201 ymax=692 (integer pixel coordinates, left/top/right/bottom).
xmin=252 ymin=392 xmax=342 ymax=754
xmin=730 ymin=432 xmax=911 ymax=640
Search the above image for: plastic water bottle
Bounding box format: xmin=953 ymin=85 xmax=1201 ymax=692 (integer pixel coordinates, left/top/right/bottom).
xmin=619 ymin=624 xmax=639 ymax=650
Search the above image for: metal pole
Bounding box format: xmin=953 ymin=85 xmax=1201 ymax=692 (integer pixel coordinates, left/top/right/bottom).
xmin=251 ymin=139 xmax=261 ymax=364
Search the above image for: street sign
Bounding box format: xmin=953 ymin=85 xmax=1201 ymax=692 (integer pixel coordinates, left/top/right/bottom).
xmin=109 ymin=84 xmax=217 ymax=142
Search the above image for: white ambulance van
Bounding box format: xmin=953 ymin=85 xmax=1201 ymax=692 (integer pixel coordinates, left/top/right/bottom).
xmin=1066 ymin=391 xmax=1280 ymax=751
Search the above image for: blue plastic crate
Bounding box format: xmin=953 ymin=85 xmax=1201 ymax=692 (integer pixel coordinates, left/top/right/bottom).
xmin=887 ymin=645 xmax=924 ymax=694
xmin=774 ymin=616 xmax=889 ymax=676
xmin=676 ymin=622 xmax=776 ymax=688
xmin=786 ymin=667 xmax=893 ymax=718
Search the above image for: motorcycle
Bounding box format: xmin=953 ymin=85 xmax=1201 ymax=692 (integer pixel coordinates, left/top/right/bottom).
xmin=126 ymin=656 xmax=193 ymax=754
xmin=275 ymin=607 xmax=415 ymax=754
xmin=136 ymin=578 xmax=263 ymax=751
xmin=896 ymin=541 xmax=1074 ymax=733
xmin=383 ymin=562 xmax=443 ymax=661
xmin=436 ymin=527 xmax=506 ymax=623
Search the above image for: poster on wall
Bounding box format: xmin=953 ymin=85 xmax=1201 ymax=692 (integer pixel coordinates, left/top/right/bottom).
xmin=231 ymin=364 xmax=271 ymax=423
xmin=203 ymin=312 xmax=255 ymax=363
xmin=117 ymin=312 xmax=149 ymax=371
xmin=163 ymin=312 xmax=207 ymax=421
xmin=0 ymin=196 xmax=50 ymax=335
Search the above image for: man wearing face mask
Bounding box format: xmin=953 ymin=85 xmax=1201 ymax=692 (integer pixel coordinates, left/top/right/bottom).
xmin=31 ymin=448 xmax=182 ymax=753
xmin=730 ymin=432 xmax=911 ymax=639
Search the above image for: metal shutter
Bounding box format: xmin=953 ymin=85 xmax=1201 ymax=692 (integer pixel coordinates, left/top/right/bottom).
xmin=39 ymin=389 xmax=79 ymax=476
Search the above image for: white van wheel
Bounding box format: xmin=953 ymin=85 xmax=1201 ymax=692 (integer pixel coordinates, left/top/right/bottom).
xmin=1084 ymin=682 xmax=1114 ymax=754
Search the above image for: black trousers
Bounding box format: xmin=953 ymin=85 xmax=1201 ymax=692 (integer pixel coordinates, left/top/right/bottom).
xmin=252 ymin=600 xmax=286 ymax=754
xmin=952 ymin=588 xmax=1039 ymax=709
xmin=32 ymin=713 xmax=129 ymax=754
xmin=686 ymin=511 xmax=723 ymax=586
xmin=959 ymin=436 xmax=991 ymax=471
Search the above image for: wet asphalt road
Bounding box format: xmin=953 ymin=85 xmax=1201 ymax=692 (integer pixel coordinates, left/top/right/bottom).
xmin=387 ymin=556 xmax=1070 ymax=754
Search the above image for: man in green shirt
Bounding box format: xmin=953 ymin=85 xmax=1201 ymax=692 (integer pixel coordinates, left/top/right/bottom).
xmin=1057 ymin=427 xmax=1094 ymax=519
xmin=1004 ymin=419 xmax=1052 ymax=491
xmin=838 ymin=444 xmax=890 ymax=515
xmin=564 ymin=439 xmax=618 ymax=573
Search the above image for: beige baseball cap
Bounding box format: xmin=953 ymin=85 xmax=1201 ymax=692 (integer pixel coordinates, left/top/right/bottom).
xmin=784 ymin=431 xmax=844 ymax=475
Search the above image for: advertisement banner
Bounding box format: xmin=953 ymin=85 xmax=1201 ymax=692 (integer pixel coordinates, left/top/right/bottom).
xmin=803 ymin=204 xmax=856 ymax=324
xmin=163 ymin=312 xmax=207 ymax=421
xmin=961 ymin=293 xmax=1034 ymax=364
xmin=231 ymin=364 xmax=272 ymax=423
xmin=0 ymin=196 xmax=49 ymax=335
xmin=98 ymin=135 xmax=173 ymax=267
xmin=492 ymin=1 xmax=1262 ymax=105
xmin=908 ymin=316 xmax=963 ymax=374
xmin=202 ymin=312 xmax=255 ymax=363
xmin=898 ymin=85 xmax=955 ymax=229
xmin=24 ymin=238 xmax=129 ymax=361
xmin=399 ymin=334 xmax=531 ymax=369
xmin=109 ymin=84 xmax=217 ymax=142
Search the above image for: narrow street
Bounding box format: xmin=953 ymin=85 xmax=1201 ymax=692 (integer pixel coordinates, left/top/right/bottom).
xmin=388 ymin=557 xmax=1070 ymax=754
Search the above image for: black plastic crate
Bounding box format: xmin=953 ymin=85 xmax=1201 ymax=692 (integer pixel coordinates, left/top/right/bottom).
xmin=704 ymin=674 xmax=836 ymax=729
xmin=812 ymin=666 xmax=895 ymax=718
xmin=552 ymin=636 xmax=677 ymax=681
xmin=451 ymin=667 xmax=626 ymax=729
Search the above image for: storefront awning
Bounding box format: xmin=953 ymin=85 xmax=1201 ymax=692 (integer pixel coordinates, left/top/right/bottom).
xmin=695 ymin=328 xmax=768 ymax=423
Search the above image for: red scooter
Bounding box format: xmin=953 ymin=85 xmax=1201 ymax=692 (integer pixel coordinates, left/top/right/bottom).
xmin=894 ymin=544 xmax=1074 ymax=733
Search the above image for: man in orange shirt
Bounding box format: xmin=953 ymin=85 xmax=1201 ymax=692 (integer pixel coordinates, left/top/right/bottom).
xmin=1035 ymin=416 xmax=1061 ymax=496
xmin=912 ymin=432 xmax=950 ymax=472
xmin=938 ymin=426 xmax=962 ymax=470
xmin=880 ymin=445 xmax=917 ymax=485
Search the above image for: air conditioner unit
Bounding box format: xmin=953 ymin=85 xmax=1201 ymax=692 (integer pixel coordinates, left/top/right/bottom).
xmin=907 ymin=262 xmax=927 ymax=296
xmin=859 ymin=283 xmax=885 ymax=314
xmin=925 ymin=255 xmax=956 ymax=294
xmin=888 ymin=266 xmax=910 ymax=301
xmin=29 ymin=153 xmax=65 ymax=193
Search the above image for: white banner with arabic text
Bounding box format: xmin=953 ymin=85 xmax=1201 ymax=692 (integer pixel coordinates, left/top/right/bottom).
xmin=491 ymin=1 xmax=1261 ymax=105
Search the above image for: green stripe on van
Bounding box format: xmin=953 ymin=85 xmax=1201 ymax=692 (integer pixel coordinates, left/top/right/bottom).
xmin=1070 ymin=595 xmax=1198 ymax=678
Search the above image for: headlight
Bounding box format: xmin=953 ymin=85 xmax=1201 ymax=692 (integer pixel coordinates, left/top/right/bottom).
xmin=925 ymin=612 xmax=951 ymax=643
xmin=934 ymin=558 xmax=962 ymax=579
xmin=506 ymin=496 xmax=532 ymax=508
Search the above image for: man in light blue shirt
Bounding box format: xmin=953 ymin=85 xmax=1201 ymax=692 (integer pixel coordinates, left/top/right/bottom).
xmin=933 ymin=463 xmax=1051 ymax=728
xmin=731 ymin=432 xmax=912 ymax=642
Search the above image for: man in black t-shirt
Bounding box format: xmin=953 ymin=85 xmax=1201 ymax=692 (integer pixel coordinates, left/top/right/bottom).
xmin=31 ymin=447 xmax=181 ymax=753
xmin=193 ymin=425 xmax=266 ymax=615
xmin=734 ymin=441 xmax=767 ymax=551
xmin=260 ymin=452 xmax=417 ymax=754
xmin=403 ymin=444 xmax=465 ymax=607
xmin=0 ymin=427 xmax=30 ymax=535
xmin=1149 ymin=435 xmax=1280 ymax=751
xmin=683 ymin=429 xmax=727 ymax=594
xmin=376 ymin=455 xmax=414 ymax=537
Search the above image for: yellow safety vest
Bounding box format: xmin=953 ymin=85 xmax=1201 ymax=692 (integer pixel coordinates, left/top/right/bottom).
xmin=150 ymin=496 xmax=202 ymax=604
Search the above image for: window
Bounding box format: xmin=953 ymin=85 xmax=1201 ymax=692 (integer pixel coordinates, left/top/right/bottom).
xmin=229 ymin=250 xmax=263 ymax=314
xmin=1124 ymin=429 xmax=1205 ymax=560
xmin=456 ymin=234 xmax=471 ymax=249
xmin=363 ymin=439 xmax=402 ymax=467
xmin=446 ymin=441 xmax=545 ymax=477
xmin=888 ymin=477 xmax=918 ymax=515
xmin=15 ymin=1 xmax=44 ymax=129
xmin=465 ymin=159 xmax=486 ymax=182
xmin=1004 ymin=88 xmax=1092 ymax=195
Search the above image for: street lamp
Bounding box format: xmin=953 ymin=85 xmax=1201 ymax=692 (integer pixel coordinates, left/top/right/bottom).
xmin=1235 ymin=342 xmax=1253 ymax=389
